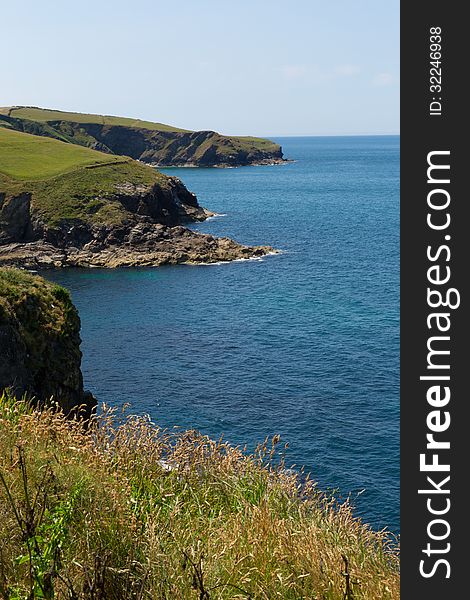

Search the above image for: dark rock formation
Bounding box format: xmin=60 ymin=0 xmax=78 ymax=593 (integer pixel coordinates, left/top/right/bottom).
xmin=70 ymin=124 xmax=285 ymax=167
xmin=0 ymin=193 xmax=33 ymax=243
xmin=0 ymin=268 xmax=95 ymax=417
xmin=112 ymin=176 xmax=209 ymax=225
xmin=0 ymin=176 xmax=274 ymax=269
xmin=0 ymin=229 xmax=273 ymax=269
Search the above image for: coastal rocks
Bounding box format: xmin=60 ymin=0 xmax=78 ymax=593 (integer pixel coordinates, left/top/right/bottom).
xmin=0 ymin=170 xmax=275 ymax=270
xmin=114 ymin=177 xmax=211 ymax=225
xmin=0 ymin=226 xmax=275 ymax=269
xmin=0 ymin=268 xmax=96 ymax=417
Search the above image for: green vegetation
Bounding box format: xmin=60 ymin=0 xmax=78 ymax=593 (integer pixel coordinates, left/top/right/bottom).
xmin=0 ymin=127 xmax=123 ymax=181
xmin=230 ymin=136 xmax=281 ymax=152
xmin=0 ymin=127 xmax=173 ymax=227
xmin=4 ymin=106 xmax=191 ymax=133
xmin=0 ymin=107 xmax=283 ymax=166
xmin=0 ymin=268 xmax=73 ymax=340
xmin=27 ymin=160 xmax=163 ymax=227
xmin=0 ymin=394 xmax=399 ymax=599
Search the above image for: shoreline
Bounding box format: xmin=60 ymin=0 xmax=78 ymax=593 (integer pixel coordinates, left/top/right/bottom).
xmin=0 ymin=238 xmax=279 ymax=271
xmin=150 ymin=158 xmax=294 ymax=169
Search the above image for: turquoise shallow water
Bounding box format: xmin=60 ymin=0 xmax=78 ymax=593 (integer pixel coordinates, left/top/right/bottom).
xmin=47 ymin=136 xmax=400 ymax=532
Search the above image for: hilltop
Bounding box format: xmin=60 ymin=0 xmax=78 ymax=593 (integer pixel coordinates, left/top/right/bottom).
xmin=0 ymin=106 xmax=286 ymax=167
xmin=0 ymin=128 xmax=273 ymax=269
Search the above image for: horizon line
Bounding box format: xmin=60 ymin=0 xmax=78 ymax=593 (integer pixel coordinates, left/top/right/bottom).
xmin=247 ymin=132 xmax=400 ymax=138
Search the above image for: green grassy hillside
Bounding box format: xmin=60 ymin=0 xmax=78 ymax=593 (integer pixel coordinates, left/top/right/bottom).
xmin=0 ymin=106 xmax=284 ymax=167
xmin=0 ymin=127 xmax=187 ymax=228
xmin=0 ymin=127 xmax=124 ymax=181
xmin=3 ymin=106 xmax=191 ymax=133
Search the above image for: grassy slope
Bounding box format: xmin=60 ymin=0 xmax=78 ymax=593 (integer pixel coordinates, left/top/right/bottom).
xmin=0 ymin=393 xmax=399 ymax=599
xmin=191 ymin=134 xmax=280 ymax=159
xmin=0 ymin=127 xmax=123 ymax=180
xmin=0 ymin=127 xmax=171 ymax=226
xmin=5 ymin=106 xmax=192 ymax=133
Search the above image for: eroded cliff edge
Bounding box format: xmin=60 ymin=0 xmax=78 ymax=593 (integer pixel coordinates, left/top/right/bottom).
xmin=0 ymin=268 xmax=95 ymax=416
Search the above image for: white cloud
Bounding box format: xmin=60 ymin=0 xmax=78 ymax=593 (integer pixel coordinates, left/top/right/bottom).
xmin=373 ymin=72 xmax=395 ymax=86
xmin=278 ymin=65 xmax=308 ymax=80
xmin=335 ymin=64 xmax=361 ymax=77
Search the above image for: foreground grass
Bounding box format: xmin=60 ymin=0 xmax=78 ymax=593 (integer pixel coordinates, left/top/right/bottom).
xmin=0 ymin=394 xmax=399 ymax=599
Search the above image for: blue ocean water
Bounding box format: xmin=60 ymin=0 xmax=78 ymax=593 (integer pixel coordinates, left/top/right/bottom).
xmin=47 ymin=136 xmax=400 ymax=532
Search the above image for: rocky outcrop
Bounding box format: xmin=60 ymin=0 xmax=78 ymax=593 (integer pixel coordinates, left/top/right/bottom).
xmin=0 ymin=229 xmax=273 ymax=269
xmin=70 ymin=124 xmax=285 ymax=167
xmin=0 ymin=268 xmax=95 ymax=417
xmin=112 ymin=176 xmax=211 ymax=225
xmin=0 ymin=176 xmax=275 ymax=270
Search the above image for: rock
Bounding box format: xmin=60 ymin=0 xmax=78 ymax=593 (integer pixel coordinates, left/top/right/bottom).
xmin=0 ymin=226 xmax=276 ymax=269
xmin=0 ymin=177 xmax=275 ymax=270
xmin=0 ymin=193 xmax=33 ymax=243
xmin=0 ymin=268 xmax=96 ymax=418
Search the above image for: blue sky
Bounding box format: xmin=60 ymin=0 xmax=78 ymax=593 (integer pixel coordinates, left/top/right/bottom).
xmin=1 ymin=0 xmax=399 ymax=136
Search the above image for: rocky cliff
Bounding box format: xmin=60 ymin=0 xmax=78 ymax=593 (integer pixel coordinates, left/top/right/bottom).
xmin=0 ymin=127 xmax=274 ymax=269
xmin=0 ymin=107 xmax=286 ymax=167
xmin=0 ymin=268 xmax=95 ymax=416
xmin=0 ymin=173 xmax=273 ymax=270
xmin=42 ymin=123 xmax=285 ymax=167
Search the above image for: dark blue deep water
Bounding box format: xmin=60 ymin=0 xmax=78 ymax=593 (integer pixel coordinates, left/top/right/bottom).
xmin=47 ymin=136 xmax=400 ymax=532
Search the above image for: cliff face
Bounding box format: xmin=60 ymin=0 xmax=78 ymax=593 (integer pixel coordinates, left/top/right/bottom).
xmin=0 ymin=268 xmax=95 ymax=416
xmin=56 ymin=123 xmax=285 ymax=167
xmin=0 ymin=110 xmax=286 ymax=167
xmin=0 ymin=192 xmax=33 ymax=244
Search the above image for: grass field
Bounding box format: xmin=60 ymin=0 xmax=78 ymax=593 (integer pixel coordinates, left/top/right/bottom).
xmin=0 ymin=127 xmax=124 ymax=181
xmin=0 ymin=127 xmax=172 ymax=227
xmin=3 ymin=106 xmax=191 ymax=133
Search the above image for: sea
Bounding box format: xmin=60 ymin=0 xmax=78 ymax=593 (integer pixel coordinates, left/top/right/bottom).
xmin=47 ymin=136 xmax=400 ymax=533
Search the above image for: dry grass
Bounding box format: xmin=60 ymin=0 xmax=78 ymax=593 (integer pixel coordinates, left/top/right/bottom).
xmin=0 ymin=393 xmax=399 ymax=599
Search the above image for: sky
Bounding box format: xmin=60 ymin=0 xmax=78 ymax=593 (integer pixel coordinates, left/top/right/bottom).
xmin=1 ymin=0 xmax=399 ymax=136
